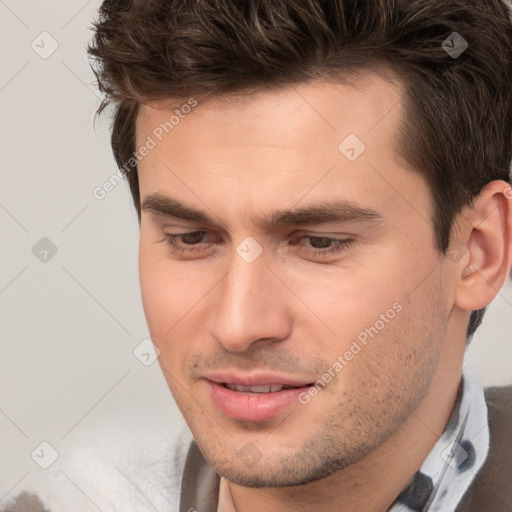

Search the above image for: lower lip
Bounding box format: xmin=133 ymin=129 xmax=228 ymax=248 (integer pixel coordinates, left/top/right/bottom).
xmin=206 ymin=381 xmax=311 ymax=422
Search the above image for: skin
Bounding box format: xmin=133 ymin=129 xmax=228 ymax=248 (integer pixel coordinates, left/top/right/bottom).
xmin=136 ymin=72 xmax=512 ymax=512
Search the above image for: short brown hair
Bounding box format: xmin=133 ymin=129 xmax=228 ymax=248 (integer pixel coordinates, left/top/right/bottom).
xmin=87 ymin=0 xmax=512 ymax=338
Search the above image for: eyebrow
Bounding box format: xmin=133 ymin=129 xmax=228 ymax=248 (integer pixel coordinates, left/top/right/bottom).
xmin=141 ymin=193 xmax=384 ymax=230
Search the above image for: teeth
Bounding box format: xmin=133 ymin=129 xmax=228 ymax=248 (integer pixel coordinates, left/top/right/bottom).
xmin=225 ymin=384 xmax=293 ymax=393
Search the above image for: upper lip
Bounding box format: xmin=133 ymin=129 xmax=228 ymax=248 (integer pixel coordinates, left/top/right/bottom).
xmin=204 ymin=371 xmax=313 ymax=387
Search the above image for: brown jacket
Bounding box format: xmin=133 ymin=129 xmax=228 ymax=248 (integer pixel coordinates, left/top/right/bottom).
xmin=179 ymin=386 xmax=512 ymax=512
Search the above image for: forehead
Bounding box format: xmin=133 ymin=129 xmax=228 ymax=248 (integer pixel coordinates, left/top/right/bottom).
xmin=136 ymin=71 xmax=406 ymax=151
xmin=134 ymin=72 xmax=429 ymax=230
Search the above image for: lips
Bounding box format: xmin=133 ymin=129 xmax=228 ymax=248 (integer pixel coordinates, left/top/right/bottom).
xmin=205 ymin=371 xmax=312 ymax=388
xmin=224 ymin=383 xmax=299 ymax=393
xmin=204 ymin=371 xmax=314 ymax=422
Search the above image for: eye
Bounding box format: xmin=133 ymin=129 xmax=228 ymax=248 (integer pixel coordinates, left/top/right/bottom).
xmin=289 ymin=235 xmax=357 ymax=258
xmin=160 ymin=231 xmax=212 ymax=254
xmin=159 ymin=231 xmax=357 ymax=260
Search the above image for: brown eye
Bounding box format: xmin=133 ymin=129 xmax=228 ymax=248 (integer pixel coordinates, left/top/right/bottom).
xmin=306 ymin=236 xmax=338 ymax=249
xmin=179 ymin=231 xmax=207 ymax=244
xmin=290 ymin=235 xmax=357 ymax=258
xmin=160 ymin=230 xmax=217 ymax=257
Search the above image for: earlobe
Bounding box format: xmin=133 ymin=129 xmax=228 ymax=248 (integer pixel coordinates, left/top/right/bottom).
xmin=453 ymin=180 xmax=512 ymax=312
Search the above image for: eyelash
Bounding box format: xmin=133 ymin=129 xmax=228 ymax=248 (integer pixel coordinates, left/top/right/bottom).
xmin=160 ymin=231 xmax=357 ymax=258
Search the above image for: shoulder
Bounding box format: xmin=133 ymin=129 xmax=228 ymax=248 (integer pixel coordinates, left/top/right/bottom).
xmin=455 ymin=385 xmax=512 ymax=512
xmin=179 ymin=440 xmax=220 ymax=512
xmin=1 ymin=429 xmax=193 ymax=512
xmin=484 ymin=384 xmax=512 ymax=475
xmin=0 ymin=492 xmax=52 ymax=512
xmin=484 ymin=385 xmax=512 ymax=418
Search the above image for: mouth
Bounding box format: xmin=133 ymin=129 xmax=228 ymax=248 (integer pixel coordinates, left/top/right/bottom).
xmin=222 ymin=383 xmax=304 ymax=393
xmin=204 ymin=373 xmax=314 ymax=422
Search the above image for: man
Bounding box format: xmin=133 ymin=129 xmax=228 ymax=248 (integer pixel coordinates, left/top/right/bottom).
xmin=4 ymin=0 xmax=511 ymax=511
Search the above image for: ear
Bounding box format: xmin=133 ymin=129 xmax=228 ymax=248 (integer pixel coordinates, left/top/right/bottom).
xmin=452 ymin=180 xmax=512 ymax=311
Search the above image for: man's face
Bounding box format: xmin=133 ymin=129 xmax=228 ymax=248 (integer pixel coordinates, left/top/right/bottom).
xmin=136 ymin=74 xmax=455 ymax=486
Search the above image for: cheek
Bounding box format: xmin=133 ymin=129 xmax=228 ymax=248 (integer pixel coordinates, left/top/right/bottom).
xmin=300 ymin=250 xmax=442 ymax=371
xmin=138 ymin=241 xmax=189 ymax=349
xmin=290 ymin=264 xmax=404 ymax=341
xmin=138 ymin=241 xmax=217 ymax=360
xmin=139 ymin=261 xmax=192 ymax=379
xmin=139 ymin=264 xmax=195 ymax=336
xmin=139 ymin=244 xmax=165 ymax=333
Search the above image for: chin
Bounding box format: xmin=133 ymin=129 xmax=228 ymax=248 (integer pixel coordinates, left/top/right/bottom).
xmin=201 ymin=440 xmax=356 ymax=489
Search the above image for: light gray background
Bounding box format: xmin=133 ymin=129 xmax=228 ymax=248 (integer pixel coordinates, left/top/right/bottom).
xmin=0 ymin=0 xmax=511 ymax=505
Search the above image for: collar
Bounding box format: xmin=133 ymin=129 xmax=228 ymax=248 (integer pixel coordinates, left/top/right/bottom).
xmin=390 ymin=371 xmax=490 ymax=512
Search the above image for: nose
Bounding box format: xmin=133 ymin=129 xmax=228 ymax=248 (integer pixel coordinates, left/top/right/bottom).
xmin=208 ymin=246 xmax=293 ymax=352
